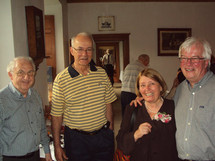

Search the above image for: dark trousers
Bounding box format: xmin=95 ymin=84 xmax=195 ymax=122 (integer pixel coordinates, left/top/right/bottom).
xmin=64 ymin=126 xmax=114 ymax=161
xmin=121 ymin=91 xmax=137 ymax=116
xmin=104 ymin=64 xmax=114 ymax=85
xmin=3 ymin=150 xmax=39 ymax=161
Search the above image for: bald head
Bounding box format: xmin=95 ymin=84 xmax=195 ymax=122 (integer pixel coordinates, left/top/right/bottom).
xmin=138 ymin=54 xmax=150 ymax=66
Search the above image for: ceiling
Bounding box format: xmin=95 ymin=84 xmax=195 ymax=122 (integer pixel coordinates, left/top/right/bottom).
xmin=67 ymin=0 xmax=215 ymax=3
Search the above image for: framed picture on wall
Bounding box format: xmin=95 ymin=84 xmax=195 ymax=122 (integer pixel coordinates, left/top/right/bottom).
xmin=98 ymin=16 xmax=115 ymax=31
xmin=158 ymin=28 xmax=192 ymax=56
xmin=25 ymin=6 xmax=45 ymax=70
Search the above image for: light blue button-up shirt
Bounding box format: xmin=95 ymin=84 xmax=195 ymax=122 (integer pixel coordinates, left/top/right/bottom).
xmin=174 ymin=71 xmax=215 ymax=160
xmin=0 ymin=82 xmax=50 ymax=160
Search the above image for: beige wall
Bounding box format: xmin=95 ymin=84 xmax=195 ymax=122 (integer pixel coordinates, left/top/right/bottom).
xmin=0 ymin=0 xmax=49 ymax=106
xmin=67 ymin=2 xmax=215 ymax=89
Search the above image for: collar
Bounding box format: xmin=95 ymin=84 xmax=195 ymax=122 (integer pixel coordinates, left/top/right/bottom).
xmin=9 ymin=82 xmax=31 ymax=98
xmin=186 ymin=70 xmax=214 ymax=90
xmin=68 ymin=60 xmax=97 ymax=78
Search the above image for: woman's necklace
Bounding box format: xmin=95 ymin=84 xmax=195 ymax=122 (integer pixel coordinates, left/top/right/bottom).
xmin=145 ymin=106 xmax=158 ymax=114
xmin=145 ymin=98 xmax=164 ymax=114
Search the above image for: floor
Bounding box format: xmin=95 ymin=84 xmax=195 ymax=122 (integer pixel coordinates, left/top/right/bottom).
xmin=112 ymin=83 xmax=122 ymax=148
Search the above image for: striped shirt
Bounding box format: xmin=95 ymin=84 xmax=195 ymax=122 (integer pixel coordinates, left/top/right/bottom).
xmin=121 ymin=60 xmax=146 ymax=94
xmin=51 ymin=63 xmax=117 ymax=132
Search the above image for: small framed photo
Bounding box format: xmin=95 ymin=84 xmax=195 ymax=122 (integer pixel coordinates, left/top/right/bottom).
xmin=158 ymin=28 xmax=192 ymax=56
xmin=98 ymin=16 xmax=115 ymax=31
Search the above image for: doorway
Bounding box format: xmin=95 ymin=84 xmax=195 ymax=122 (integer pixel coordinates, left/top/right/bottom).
xmin=92 ymin=33 xmax=130 ymax=83
xmin=96 ymin=42 xmax=120 ymax=83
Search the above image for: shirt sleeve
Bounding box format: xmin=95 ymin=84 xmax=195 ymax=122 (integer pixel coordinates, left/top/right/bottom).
xmin=116 ymin=105 xmax=137 ymax=155
xmin=51 ymin=74 xmax=65 ymax=116
xmin=40 ymin=106 xmax=50 ymax=154
xmin=34 ymin=91 xmax=50 ymax=154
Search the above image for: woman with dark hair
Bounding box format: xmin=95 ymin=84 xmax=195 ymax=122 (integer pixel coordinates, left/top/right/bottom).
xmin=116 ymin=68 xmax=179 ymax=161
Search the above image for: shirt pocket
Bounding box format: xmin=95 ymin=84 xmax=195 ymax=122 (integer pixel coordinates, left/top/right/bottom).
xmin=194 ymin=105 xmax=214 ymax=128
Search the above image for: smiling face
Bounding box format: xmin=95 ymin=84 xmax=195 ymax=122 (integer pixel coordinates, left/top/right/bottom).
xmin=8 ymin=59 xmax=35 ymax=97
xmin=70 ymin=34 xmax=93 ymax=67
xmin=180 ymin=43 xmax=209 ymax=87
xmin=139 ymin=76 xmax=162 ymax=104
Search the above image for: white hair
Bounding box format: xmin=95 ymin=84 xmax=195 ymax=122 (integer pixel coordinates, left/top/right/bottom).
xmin=7 ymin=56 xmax=36 ymax=73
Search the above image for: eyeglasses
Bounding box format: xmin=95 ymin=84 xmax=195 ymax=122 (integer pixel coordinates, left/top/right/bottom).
xmin=73 ymin=47 xmax=94 ymax=54
xmin=179 ymin=57 xmax=206 ymax=63
xmin=15 ymin=70 xmax=35 ymax=77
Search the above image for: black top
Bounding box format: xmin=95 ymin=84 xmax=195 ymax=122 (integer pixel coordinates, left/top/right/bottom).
xmin=116 ymin=99 xmax=179 ymax=161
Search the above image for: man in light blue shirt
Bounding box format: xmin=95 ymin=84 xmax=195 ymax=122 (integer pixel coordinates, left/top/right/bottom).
xmin=0 ymin=57 xmax=52 ymax=161
xmin=174 ymin=37 xmax=215 ymax=161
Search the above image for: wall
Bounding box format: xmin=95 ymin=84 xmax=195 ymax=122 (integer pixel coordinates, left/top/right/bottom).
xmin=67 ymin=2 xmax=215 ymax=89
xmin=0 ymin=0 xmax=49 ymax=105
xmin=44 ymin=0 xmax=66 ymax=74
xmin=0 ymin=0 xmax=15 ymax=87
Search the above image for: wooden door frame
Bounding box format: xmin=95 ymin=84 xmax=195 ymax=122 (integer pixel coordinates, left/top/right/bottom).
xmin=96 ymin=42 xmax=120 ymax=82
xmin=92 ymin=33 xmax=130 ymax=69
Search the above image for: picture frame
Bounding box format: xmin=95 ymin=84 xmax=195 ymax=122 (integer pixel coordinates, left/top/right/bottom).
xmin=25 ymin=6 xmax=45 ymax=70
xmin=158 ymin=28 xmax=192 ymax=56
xmin=98 ymin=16 xmax=115 ymax=31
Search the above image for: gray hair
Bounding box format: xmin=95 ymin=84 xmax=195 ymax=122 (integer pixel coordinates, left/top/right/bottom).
xmin=70 ymin=32 xmax=95 ymax=48
xmin=179 ymin=37 xmax=212 ymax=66
xmin=7 ymin=56 xmax=36 ymax=73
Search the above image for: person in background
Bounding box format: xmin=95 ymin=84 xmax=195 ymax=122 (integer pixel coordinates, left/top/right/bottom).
xmin=116 ymin=68 xmax=179 ymax=161
xmin=174 ymin=37 xmax=215 ymax=161
xmin=51 ymin=32 xmax=117 ymax=161
xmin=165 ymin=68 xmax=185 ymax=99
xmin=120 ymin=54 xmax=149 ymax=116
xmin=0 ymin=57 xmax=52 ymax=161
xmin=102 ymin=49 xmax=114 ymax=85
xmin=209 ymin=54 xmax=215 ymax=74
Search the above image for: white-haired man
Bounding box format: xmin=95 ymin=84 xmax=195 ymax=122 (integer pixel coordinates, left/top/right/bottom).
xmin=0 ymin=56 xmax=51 ymax=161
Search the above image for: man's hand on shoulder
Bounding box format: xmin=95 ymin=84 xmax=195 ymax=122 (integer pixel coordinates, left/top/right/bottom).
xmin=130 ymin=97 xmax=144 ymax=107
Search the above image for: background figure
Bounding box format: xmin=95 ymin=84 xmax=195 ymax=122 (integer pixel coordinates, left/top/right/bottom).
xmin=174 ymin=37 xmax=215 ymax=160
xmin=51 ymin=32 xmax=117 ymax=161
xmin=165 ymin=68 xmax=185 ymax=99
xmin=120 ymin=54 xmax=150 ymax=116
xmin=0 ymin=57 xmax=52 ymax=161
xmin=116 ymin=68 xmax=179 ymax=161
xmin=210 ymin=54 xmax=215 ymax=74
xmin=102 ymin=49 xmax=114 ymax=85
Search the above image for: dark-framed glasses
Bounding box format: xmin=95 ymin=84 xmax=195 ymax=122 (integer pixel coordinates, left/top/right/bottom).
xmin=16 ymin=70 xmax=35 ymax=77
xmin=179 ymin=57 xmax=206 ymax=63
xmin=73 ymin=47 xmax=94 ymax=54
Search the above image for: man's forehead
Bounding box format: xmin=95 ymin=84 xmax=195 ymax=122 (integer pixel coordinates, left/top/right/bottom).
xmin=183 ymin=44 xmax=203 ymax=55
xmin=15 ymin=60 xmax=33 ymax=70
xmin=74 ymin=36 xmax=92 ymax=45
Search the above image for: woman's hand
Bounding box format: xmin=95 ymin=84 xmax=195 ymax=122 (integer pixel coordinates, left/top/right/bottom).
xmin=134 ymin=122 xmax=152 ymax=142
xmin=130 ymin=97 xmax=144 ymax=107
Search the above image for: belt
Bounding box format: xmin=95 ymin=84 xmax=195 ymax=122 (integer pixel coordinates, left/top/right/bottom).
xmin=3 ymin=150 xmax=38 ymax=159
xmin=73 ymin=121 xmax=110 ymax=135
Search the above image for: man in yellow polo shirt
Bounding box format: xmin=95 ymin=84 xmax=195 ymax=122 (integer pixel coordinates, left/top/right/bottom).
xmin=51 ymin=32 xmax=117 ymax=161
